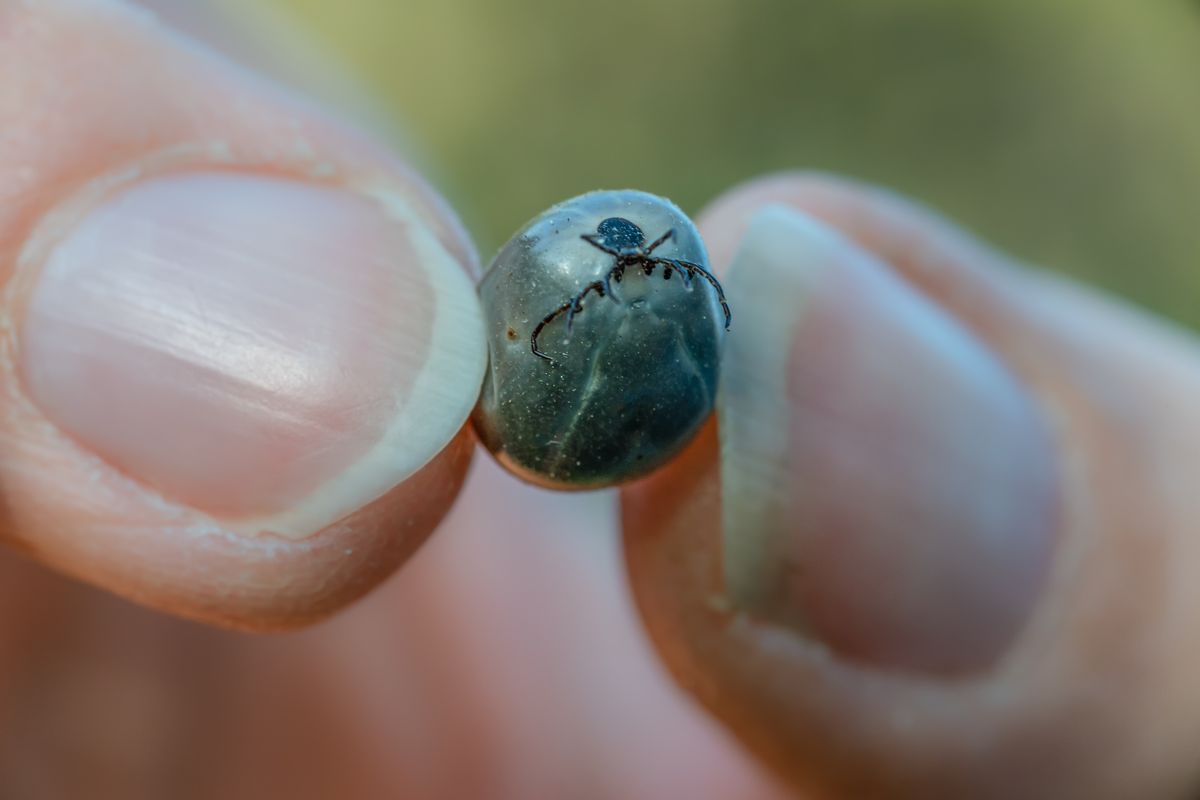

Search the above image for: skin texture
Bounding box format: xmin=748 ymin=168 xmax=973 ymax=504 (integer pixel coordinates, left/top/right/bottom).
xmin=623 ymin=175 xmax=1200 ymax=798
xmin=0 ymin=0 xmax=482 ymax=628
xmin=5 ymin=2 xmax=1200 ymax=798
xmin=0 ymin=3 xmax=782 ymax=798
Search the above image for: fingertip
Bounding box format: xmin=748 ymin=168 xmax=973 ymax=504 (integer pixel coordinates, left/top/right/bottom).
xmin=0 ymin=0 xmax=485 ymax=627
xmin=620 ymin=181 xmax=1064 ymax=796
xmin=137 ymin=426 xmax=478 ymax=632
xmin=628 ymin=173 xmax=1200 ymax=800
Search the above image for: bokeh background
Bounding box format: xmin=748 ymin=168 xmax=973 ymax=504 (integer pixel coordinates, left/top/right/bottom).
xmin=268 ymin=0 xmax=1200 ymax=323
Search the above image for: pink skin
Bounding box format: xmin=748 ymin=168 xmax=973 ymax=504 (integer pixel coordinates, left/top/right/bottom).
xmin=6 ymin=3 xmax=1200 ymax=799
xmin=0 ymin=459 xmax=783 ymax=799
xmin=624 ymin=176 xmax=1200 ymax=797
xmin=0 ymin=0 xmax=478 ymax=628
xmin=0 ymin=2 xmax=781 ymax=798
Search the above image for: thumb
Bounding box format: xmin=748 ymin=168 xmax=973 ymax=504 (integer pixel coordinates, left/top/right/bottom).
xmin=623 ymin=174 xmax=1200 ymax=798
xmin=0 ymin=0 xmax=484 ymax=628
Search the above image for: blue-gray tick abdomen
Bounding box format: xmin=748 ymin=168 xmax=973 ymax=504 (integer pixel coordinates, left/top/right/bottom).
xmin=473 ymin=190 xmax=727 ymax=489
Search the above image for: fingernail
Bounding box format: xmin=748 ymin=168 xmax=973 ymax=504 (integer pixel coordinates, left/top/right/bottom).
xmin=719 ymin=206 xmax=1058 ymax=675
xmin=19 ymin=172 xmax=484 ymax=538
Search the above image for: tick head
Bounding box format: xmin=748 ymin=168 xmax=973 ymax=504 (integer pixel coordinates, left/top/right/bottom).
xmin=595 ymin=217 xmax=646 ymax=254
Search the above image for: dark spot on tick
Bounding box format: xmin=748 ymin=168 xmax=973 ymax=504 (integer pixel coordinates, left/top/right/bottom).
xmin=506 ymin=327 xmax=519 ymax=341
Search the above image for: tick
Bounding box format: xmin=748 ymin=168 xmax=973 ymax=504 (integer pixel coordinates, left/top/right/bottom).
xmin=529 ymin=216 xmax=731 ymax=363
xmin=472 ymin=190 xmax=728 ymax=489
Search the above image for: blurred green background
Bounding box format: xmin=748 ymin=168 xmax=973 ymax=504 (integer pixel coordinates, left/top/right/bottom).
xmin=266 ymin=0 xmax=1200 ymax=325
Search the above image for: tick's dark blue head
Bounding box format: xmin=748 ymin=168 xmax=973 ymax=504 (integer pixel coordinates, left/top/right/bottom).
xmin=595 ymin=217 xmax=646 ymax=251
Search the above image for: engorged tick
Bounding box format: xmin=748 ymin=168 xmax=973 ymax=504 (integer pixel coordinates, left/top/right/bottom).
xmin=472 ymin=189 xmax=726 ymax=489
xmin=529 ymin=217 xmax=731 ymax=363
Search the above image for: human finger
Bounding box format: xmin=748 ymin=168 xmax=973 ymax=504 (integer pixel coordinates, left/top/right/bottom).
xmin=0 ymin=0 xmax=484 ymax=629
xmin=623 ymin=173 xmax=1200 ymax=797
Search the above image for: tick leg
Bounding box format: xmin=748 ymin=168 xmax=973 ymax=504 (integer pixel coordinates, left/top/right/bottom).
xmin=670 ymin=259 xmax=694 ymax=286
xmin=645 ymin=227 xmax=675 ymax=254
xmin=660 ymin=257 xmax=694 ymax=288
xmin=572 ymin=279 xmax=611 ymax=327
xmin=653 ymin=258 xmax=731 ymax=329
xmin=531 ymin=269 xmax=625 ymax=362
xmin=531 ymin=300 xmax=573 ymax=363
xmin=581 ymin=234 xmax=620 ymax=256
xmin=564 ymin=297 xmax=584 ymax=331
xmin=603 ymin=266 xmax=622 ymax=302
xmin=564 ymin=279 xmax=611 ymax=336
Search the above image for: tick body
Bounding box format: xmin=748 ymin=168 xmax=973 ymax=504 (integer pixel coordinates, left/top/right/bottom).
xmin=473 ymin=190 xmax=727 ymax=489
